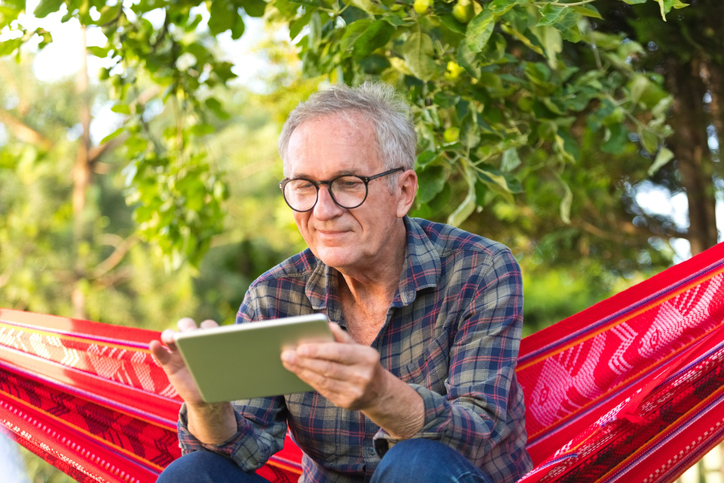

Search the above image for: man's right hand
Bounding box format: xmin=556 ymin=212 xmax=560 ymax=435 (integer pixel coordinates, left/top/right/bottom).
xmin=149 ymin=317 xmax=219 ymax=406
xmin=150 ymin=318 xmax=238 ymax=444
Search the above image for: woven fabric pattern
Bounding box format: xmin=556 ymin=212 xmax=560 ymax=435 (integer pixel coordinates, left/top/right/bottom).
xmin=0 ymin=242 xmax=723 ymax=482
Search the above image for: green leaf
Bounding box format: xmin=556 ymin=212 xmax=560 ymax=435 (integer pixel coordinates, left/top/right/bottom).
xmin=100 ymin=127 xmax=125 ymax=145
xmin=96 ymin=4 xmax=122 ymax=24
xmin=654 ymin=0 xmax=688 ymax=21
xmin=190 ymin=123 xmax=215 ymax=136
xmin=557 ymin=174 xmax=572 ymax=224
xmin=401 ymin=32 xmax=437 ymax=81
xmin=416 ymin=151 xmax=438 ymax=169
xmin=621 ymin=0 xmax=647 ymax=4
xmin=476 ymin=165 xmax=514 ymax=203
xmin=359 ymin=54 xmax=390 ymax=74
xmin=640 ymin=128 xmax=658 ymax=154
xmin=457 ymin=38 xmax=479 ymax=78
xmin=341 ymin=19 xmax=394 ymax=58
xmin=0 ymin=38 xmax=22 ymax=57
xmin=208 ymin=0 xmax=236 ymax=35
xmin=440 ymin=15 xmax=467 ymax=35
xmin=571 ymin=5 xmax=602 ymax=19
xmin=33 ymin=0 xmax=63 ymax=18
xmin=389 ymin=57 xmax=414 ymax=76
xmin=601 ymin=124 xmax=629 ymax=155
xmin=536 ymin=4 xmax=566 ymax=27
xmin=350 ymin=0 xmax=385 ymax=15
xmin=466 ymin=9 xmax=495 ymax=53
xmin=290 ymin=10 xmax=314 ymax=40
xmin=478 ymin=32 xmax=507 ymax=66
xmin=231 ymin=14 xmax=245 ymax=39
xmin=459 ymin=114 xmax=481 ymax=149
xmin=417 ymin=166 xmax=446 ymax=203
xmin=530 ymin=25 xmax=562 ymax=69
xmin=205 ymin=97 xmax=230 ymax=120
xmin=240 ymin=0 xmax=267 ymax=18
xmin=341 ymin=19 xmax=372 ymax=51
xmin=110 ymin=103 xmax=131 ymax=115
xmin=501 ymin=148 xmax=521 ymax=172
xmin=649 ymin=147 xmax=674 ymax=176
xmin=629 ymin=74 xmax=649 ymax=104
xmin=87 ymin=46 xmax=110 ymax=58
xmin=447 ymin=167 xmax=476 ymax=227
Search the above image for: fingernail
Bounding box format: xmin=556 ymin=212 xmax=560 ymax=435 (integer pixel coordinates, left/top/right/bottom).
xmin=281 ymin=351 xmax=294 ymax=363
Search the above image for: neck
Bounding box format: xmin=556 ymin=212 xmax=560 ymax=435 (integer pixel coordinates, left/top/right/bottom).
xmin=337 ymin=219 xmax=407 ymax=307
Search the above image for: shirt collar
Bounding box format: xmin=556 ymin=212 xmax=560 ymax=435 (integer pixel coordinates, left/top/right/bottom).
xmin=304 ymin=215 xmax=441 ymax=312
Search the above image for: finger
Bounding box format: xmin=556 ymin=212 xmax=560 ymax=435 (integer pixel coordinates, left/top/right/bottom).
xmin=286 ymin=356 xmax=349 ymax=381
xmin=149 ymin=340 xmax=171 ymax=365
xmin=282 ymin=357 xmax=352 ymax=396
xmin=297 ymin=341 xmax=374 ymax=365
xmin=329 ymin=323 xmax=354 ymax=344
xmin=160 ymin=329 xmax=179 ymax=349
xmin=199 ymin=319 xmax=219 ymax=329
xmin=296 ymin=341 xmax=346 ymax=362
xmin=289 ymin=364 xmax=367 ymax=409
xmin=177 ymin=317 xmax=198 ymax=332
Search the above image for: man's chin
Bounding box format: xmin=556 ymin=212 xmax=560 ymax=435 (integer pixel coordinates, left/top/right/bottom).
xmin=314 ymin=246 xmax=357 ymax=269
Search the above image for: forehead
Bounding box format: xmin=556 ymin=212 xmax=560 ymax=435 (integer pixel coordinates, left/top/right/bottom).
xmin=286 ymin=113 xmax=382 ymax=177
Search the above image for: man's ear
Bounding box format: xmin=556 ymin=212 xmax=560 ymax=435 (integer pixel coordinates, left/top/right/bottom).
xmin=396 ymin=169 xmax=418 ymax=218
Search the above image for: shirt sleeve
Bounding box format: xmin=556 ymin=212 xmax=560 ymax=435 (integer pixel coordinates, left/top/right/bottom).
xmin=175 ymin=287 xmax=290 ymax=471
xmin=177 ymin=397 xmax=289 ymax=471
xmin=373 ymin=247 xmax=525 ymax=468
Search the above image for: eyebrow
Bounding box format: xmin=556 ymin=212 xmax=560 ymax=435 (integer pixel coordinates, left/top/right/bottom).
xmin=290 ymin=170 xmax=357 ymax=180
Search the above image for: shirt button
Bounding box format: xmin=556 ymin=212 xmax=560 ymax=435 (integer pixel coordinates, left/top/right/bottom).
xmin=367 ymin=447 xmax=376 ymax=456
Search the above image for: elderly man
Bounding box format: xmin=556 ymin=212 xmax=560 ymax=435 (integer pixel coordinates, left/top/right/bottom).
xmin=151 ymin=83 xmax=532 ymax=483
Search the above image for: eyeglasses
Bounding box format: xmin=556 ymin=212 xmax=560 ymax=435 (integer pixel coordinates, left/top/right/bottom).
xmin=279 ymin=168 xmax=404 ymax=212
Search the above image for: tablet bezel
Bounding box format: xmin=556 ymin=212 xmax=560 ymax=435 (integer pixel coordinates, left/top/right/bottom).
xmin=173 ymin=313 xmax=332 ymax=402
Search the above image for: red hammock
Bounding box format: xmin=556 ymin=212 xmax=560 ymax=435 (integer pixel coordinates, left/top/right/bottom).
xmin=1 ymin=242 xmax=723 ymax=482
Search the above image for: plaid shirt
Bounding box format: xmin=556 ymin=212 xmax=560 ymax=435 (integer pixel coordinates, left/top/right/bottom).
xmin=178 ymin=216 xmax=532 ymax=482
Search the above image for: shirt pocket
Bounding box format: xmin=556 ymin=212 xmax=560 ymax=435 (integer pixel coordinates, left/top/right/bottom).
xmin=397 ymin=335 xmax=449 ymax=395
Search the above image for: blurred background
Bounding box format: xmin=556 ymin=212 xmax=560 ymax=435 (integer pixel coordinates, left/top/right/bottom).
xmin=1 ymin=0 xmax=723 ymax=481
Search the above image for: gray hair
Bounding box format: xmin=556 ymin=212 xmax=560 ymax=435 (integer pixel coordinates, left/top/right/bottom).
xmin=278 ymin=82 xmax=417 ymax=183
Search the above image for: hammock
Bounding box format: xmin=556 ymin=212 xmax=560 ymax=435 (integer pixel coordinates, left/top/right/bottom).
xmin=1 ymin=242 xmax=723 ymax=483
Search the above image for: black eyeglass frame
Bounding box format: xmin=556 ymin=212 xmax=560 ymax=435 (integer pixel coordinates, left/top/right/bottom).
xmin=278 ymin=167 xmax=405 ymax=213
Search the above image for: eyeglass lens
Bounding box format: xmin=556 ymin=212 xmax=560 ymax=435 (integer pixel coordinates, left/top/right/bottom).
xmin=283 ymin=176 xmax=367 ymax=212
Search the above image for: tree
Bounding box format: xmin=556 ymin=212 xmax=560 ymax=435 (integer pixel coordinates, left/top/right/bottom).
xmin=0 ymin=0 xmax=685 ymax=270
xmin=594 ymin=0 xmax=723 ymax=255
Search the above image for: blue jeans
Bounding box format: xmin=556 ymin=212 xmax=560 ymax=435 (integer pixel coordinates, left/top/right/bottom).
xmin=157 ymin=439 xmax=491 ymax=483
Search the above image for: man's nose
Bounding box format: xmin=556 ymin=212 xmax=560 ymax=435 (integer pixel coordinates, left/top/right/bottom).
xmin=314 ymin=185 xmax=344 ymax=220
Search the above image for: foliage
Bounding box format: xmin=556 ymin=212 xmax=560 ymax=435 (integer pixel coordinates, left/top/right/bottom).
xmin=0 ymin=0 xmax=679 ymax=268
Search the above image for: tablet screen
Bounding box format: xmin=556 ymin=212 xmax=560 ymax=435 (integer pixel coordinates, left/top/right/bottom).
xmin=173 ymin=314 xmax=332 ymax=402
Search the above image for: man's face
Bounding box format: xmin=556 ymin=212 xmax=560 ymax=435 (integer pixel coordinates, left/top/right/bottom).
xmin=285 ymin=113 xmax=410 ymax=273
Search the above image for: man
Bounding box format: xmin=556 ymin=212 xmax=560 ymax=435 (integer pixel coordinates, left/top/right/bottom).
xmin=151 ymin=82 xmax=532 ymax=482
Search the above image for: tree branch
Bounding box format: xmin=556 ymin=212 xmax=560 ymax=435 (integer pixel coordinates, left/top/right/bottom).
xmin=0 ymin=109 xmax=53 ymax=150
xmin=89 ymin=235 xmax=138 ymax=281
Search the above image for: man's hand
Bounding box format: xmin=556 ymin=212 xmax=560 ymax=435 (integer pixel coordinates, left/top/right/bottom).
xmin=149 ymin=317 xmax=218 ymax=406
xmin=149 ymin=318 xmax=237 ymax=444
xmin=281 ymin=323 xmax=424 ymax=439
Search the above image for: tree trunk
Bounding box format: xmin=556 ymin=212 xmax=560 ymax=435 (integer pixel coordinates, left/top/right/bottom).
xmin=72 ymin=25 xmax=92 ymax=320
xmin=705 ymin=62 xmax=724 ymax=163
xmin=665 ymin=56 xmax=719 ymax=255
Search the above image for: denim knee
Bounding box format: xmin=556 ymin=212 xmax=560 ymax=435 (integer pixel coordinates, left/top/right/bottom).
xmin=157 ymin=451 xmax=269 ymax=483
xmin=371 ymin=439 xmax=491 ymax=483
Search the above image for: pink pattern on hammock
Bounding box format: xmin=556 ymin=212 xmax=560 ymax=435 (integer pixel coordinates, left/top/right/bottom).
xmin=0 ymin=242 xmax=723 ymax=482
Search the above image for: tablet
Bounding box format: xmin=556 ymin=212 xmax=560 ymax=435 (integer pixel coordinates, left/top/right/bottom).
xmin=173 ymin=314 xmax=333 ymax=402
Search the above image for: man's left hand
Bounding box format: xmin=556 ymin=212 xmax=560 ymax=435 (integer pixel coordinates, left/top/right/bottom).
xmin=281 ymin=323 xmax=386 ymax=411
xmin=281 ymin=323 xmax=425 ymax=439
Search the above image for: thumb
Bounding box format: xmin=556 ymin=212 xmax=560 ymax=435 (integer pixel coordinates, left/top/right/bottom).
xmin=329 ymin=322 xmax=355 ymax=344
